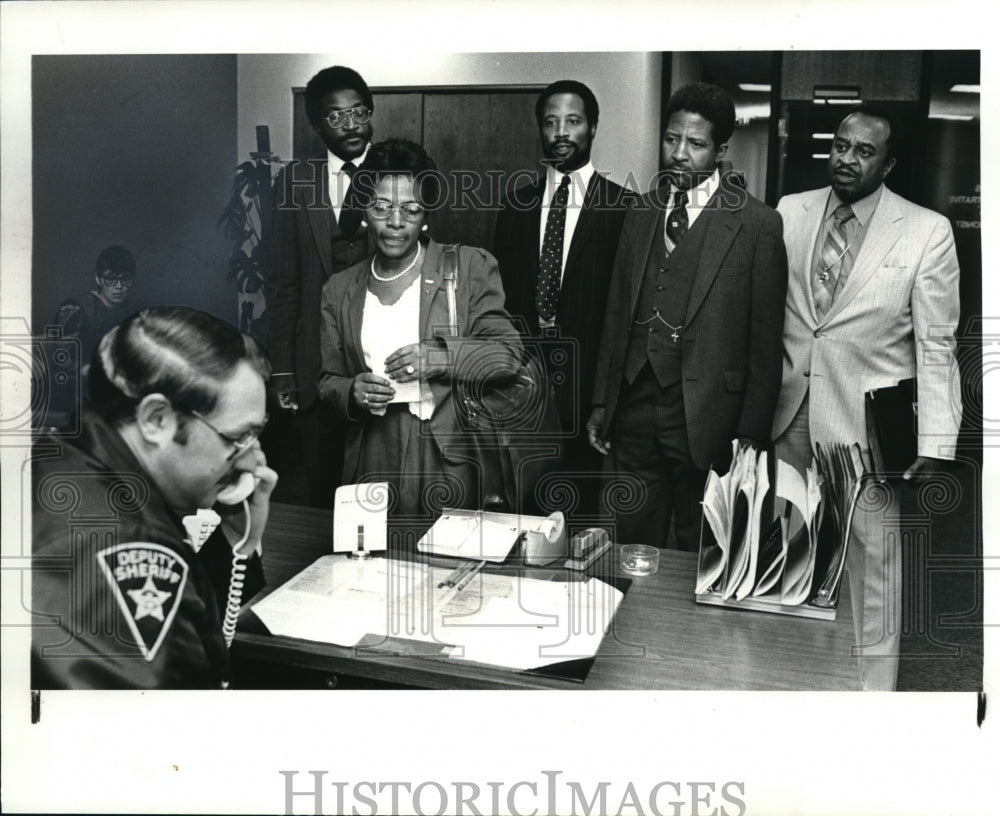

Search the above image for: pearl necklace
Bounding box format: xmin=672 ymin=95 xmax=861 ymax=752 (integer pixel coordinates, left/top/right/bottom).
xmin=371 ymin=243 xmax=422 ymax=282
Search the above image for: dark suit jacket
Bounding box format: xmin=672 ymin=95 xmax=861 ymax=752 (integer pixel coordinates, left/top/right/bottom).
xmin=264 ymin=159 xmax=370 ymax=409
xmin=492 ymin=172 xmax=630 ymax=437
xmin=592 ymin=179 xmax=788 ymax=472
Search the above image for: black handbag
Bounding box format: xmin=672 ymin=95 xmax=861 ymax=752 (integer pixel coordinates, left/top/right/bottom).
xmin=440 ymin=244 xmax=552 ymax=435
xmin=439 ymin=244 xmax=561 ymax=510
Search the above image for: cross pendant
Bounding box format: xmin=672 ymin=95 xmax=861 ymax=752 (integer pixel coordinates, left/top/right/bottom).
xmin=671 ymin=330 xmax=680 ymax=343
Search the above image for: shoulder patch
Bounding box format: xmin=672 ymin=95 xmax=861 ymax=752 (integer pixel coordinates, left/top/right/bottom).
xmin=96 ymin=542 xmax=189 ymax=662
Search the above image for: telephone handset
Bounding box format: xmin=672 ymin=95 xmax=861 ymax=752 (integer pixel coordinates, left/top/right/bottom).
xmin=216 ymin=471 xmax=258 ymax=506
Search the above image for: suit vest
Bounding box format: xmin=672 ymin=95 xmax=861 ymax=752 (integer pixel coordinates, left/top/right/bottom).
xmin=623 ymin=207 xmax=705 ymax=387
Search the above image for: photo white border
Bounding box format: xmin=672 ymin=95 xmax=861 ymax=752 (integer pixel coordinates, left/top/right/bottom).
xmin=2 ymin=2 xmax=996 ymax=814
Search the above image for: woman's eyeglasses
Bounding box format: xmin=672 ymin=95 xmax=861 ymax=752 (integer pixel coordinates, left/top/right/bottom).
xmin=368 ymin=201 xmax=424 ymax=221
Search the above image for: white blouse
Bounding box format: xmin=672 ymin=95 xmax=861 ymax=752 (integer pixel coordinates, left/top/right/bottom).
xmin=360 ymin=275 xmax=436 ymax=420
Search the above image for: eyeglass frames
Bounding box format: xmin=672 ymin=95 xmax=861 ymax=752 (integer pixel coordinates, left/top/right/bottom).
xmin=323 ymin=106 xmax=372 ymax=129
xmin=190 ymin=410 xmax=267 ymax=460
xmin=99 ymin=274 xmax=135 ymax=288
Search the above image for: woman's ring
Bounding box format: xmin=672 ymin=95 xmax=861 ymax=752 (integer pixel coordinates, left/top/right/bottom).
xmin=406 ymin=364 xmax=415 ymax=375
xmin=362 ymin=393 xmax=369 ymax=405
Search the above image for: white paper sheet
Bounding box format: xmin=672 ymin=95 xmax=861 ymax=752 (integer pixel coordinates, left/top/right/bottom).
xmin=250 ymin=555 xmax=624 ymax=671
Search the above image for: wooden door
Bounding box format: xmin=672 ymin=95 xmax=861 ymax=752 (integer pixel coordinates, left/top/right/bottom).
xmin=421 ymin=91 xmax=540 ymax=249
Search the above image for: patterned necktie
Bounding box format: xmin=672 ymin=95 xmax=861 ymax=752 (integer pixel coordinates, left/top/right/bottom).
xmin=665 ymin=189 xmax=689 ymax=248
xmin=536 ymin=174 xmax=571 ymax=321
xmin=338 ymin=161 xmax=362 ymax=237
xmin=814 ymin=204 xmax=855 ymax=317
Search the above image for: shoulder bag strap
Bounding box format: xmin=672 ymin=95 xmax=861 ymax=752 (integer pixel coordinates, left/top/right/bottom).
xmin=439 ymin=243 xmax=460 ymax=337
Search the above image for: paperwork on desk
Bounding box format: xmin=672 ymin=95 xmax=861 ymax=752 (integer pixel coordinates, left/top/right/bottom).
xmin=696 ymin=438 xmax=864 ymax=611
xmin=811 ymin=443 xmax=866 ymax=607
xmin=416 ymin=509 xmax=523 ymax=562
xmin=251 ymin=555 xmax=624 ymax=671
xmin=774 ymin=458 xmax=825 ymax=605
xmin=697 ymin=442 xmax=771 ymax=600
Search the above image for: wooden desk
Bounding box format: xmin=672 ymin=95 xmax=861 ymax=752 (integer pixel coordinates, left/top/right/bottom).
xmin=233 ymin=503 xmax=861 ymax=690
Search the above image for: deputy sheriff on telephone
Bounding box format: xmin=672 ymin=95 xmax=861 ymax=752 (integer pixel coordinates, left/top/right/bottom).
xmin=31 ymin=306 xmax=277 ymax=689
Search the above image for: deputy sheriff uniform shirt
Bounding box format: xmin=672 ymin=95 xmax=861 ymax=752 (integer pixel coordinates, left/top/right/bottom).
xmin=31 ymin=407 xmax=264 ymax=689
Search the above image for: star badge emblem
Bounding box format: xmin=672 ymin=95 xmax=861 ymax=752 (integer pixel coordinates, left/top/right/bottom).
xmin=127 ymin=574 xmax=173 ymax=622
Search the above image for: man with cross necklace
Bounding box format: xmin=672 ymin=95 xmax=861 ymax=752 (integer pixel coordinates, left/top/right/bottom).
xmin=588 ymin=82 xmax=788 ymax=552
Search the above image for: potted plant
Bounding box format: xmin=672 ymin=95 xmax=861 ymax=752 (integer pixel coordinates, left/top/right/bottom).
xmin=218 ymin=126 xmax=283 ymax=343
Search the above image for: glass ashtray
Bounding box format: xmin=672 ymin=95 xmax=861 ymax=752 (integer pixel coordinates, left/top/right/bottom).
xmin=620 ymin=544 xmax=660 ymax=577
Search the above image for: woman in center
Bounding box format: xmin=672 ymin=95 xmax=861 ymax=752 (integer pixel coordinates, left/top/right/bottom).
xmin=318 ymin=138 xmax=523 ymax=524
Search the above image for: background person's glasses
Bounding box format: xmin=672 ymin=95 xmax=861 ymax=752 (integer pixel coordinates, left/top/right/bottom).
xmin=191 ymin=410 xmax=267 ymax=460
xmin=99 ymin=274 xmax=134 ymax=287
xmin=323 ymin=106 xmax=371 ymax=129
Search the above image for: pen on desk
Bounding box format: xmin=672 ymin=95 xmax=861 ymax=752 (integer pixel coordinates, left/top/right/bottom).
xmin=436 ymin=563 xmax=468 ymax=589
xmin=448 ymin=561 xmax=475 ymax=588
xmin=455 ymin=560 xmax=485 ymax=591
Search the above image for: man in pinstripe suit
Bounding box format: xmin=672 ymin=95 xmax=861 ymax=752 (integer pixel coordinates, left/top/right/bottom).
xmin=772 ymin=106 xmax=963 ymax=690
xmin=588 ymin=83 xmax=788 ymax=552
xmin=265 ymin=66 xmax=373 ymax=507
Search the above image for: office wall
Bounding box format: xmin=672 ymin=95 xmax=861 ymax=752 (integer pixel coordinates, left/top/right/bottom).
xmin=236 ymin=53 xmax=661 ymax=190
xmin=32 ymin=54 xmax=239 ymax=331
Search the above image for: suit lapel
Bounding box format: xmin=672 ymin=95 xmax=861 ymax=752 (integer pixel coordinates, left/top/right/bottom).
xmin=629 ymin=196 xmax=663 ymax=315
xmin=797 ymin=191 xmax=825 ymax=325
xmin=684 ymin=197 xmax=741 ymax=324
xmin=306 ymin=161 xmax=336 ymax=279
xmin=343 ymin=262 xmax=368 ymax=370
xmin=562 ymin=174 xmax=601 ymax=277
xmin=525 ymin=180 xmax=544 ymax=302
xmin=819 ymin=188 xmax=902 ymax=325
xmin=420 ymin=240 xmax=446 ymax=338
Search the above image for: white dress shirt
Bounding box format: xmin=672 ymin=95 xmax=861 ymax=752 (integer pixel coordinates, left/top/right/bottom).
xmin=663 ymin=168 xmax=721 ymax=254
xmin=536 ymin=161 xmax=597 ymax=327
xmin=538 ymin=161 xmax=597 ymax=281
xmin=327 ymin=144 xmax=371 ymax=223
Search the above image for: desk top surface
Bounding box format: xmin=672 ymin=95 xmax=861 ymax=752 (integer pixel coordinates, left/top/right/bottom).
xmin=235 ymin=503 xmax=861 ymax=690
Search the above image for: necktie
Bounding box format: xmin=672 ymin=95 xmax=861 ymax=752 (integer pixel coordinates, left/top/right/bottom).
xmin=814 ymin=204 xmax=855 ymax=317
xmin=536 ymin=175 xmax=571 ymax=321
xmin=338 ymin=161 xmax=362 ymax=237
xmin=665 ymin=189 xmax=689 ymax=248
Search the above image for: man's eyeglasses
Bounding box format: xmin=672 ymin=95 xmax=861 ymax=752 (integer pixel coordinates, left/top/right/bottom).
xmin=323 ymin=106 xmax=371 ymax=129
xmin=191 ymin=410 xmax=267 ymax=460
xmin=99 ymin=274 xmax=134 ymax=288
xmin=368 ymin=201 xmax=424 ymax=221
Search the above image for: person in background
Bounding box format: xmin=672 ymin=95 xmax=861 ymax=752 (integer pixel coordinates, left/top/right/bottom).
xmin=264 ymin=65 xmax=374 ymax=508
xmin=492 ymin=79 xmax=631 ymax=516
xmin=772 ymin=106 xmax=962 ymax=691
xmin=32 ymin=306 xmax=276 ymax=689
xmin=318 ymin=139 xmax=523 ymax=526
xmin=587 ymin=82 xmax=787 ymax=552
xmin=54 ymin=244 xmax=138 ymax=379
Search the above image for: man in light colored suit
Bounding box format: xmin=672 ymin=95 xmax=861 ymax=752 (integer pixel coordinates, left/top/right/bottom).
xmin=772 ymin=105 xmax=962 ymax=690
